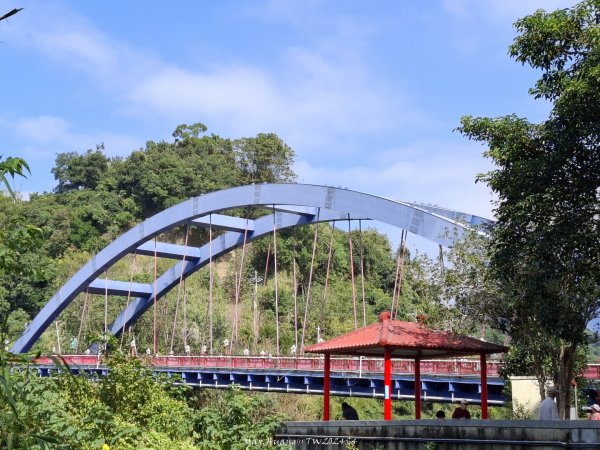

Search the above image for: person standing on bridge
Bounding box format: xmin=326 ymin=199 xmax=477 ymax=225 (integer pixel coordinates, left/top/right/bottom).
xmin=70 ymin=337 xmax=78 ymax=354
xmin=539 ymin=386 xmax=559 ymax=420
xmin=451 ymin=400 xmax=471 ymax=419
xmin=130 ymin=338 xmax=137 ymax=356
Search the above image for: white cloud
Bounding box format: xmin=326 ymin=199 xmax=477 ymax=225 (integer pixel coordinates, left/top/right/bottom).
xmin=296 ymin=139 xmax=496 ymax=220
xmin=440 ymin=0 xmax=579 ymax=58
xmin=7 ymin=1 xmax=159 ymax=92
xmin=12 ymin=115 xmax=73 ymax=145
xmin=32 ymin=29 xmax=118 ymax=75
xmin=442 ymin=0 xmax=578 ymax=23
xmin=8 ymin=115 xmax=140 ymax=157
xmin=126 ymin=38 xmax=418 ymax=158
xmin=8 ymin=1 xmax=421 ymax=158
xmin=128 ymin=66 xmax=281 ymax=126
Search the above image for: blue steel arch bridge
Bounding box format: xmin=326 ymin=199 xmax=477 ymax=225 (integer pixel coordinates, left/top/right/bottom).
xmin=13 ymin=184 xmax=504 ymax=405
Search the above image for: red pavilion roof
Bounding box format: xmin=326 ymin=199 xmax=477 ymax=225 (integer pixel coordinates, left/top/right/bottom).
xmin=304 ymin=312 xmax=507 ymax=358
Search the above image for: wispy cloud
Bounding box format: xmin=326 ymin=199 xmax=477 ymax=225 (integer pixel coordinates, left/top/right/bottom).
xmin=442 ymin=0 xmax=578 ymax=23
xmin=296 ymin=139 xmax=496 ymax=219
xmin=439 ymin=0 xmax=579 ymax=59
xmin=8 ymin=1 xmax=423 ymax=158
xmin=5 ymin=114 xmax=140 ymax=157
xmin=126 ymin=18 xmax=417 ymax=156
xmin=7 ymin=1 xmax=159 ymax=92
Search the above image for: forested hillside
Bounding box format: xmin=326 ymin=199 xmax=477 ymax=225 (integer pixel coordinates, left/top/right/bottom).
xmin=2 ymin=123 xmax=496 ymax=358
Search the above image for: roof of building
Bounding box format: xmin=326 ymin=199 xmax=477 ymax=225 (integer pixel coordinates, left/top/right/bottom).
xmin=304 ymin=311 xmax=508 ymax=358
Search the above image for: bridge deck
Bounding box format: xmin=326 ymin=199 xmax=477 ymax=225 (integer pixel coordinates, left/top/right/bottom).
xmin=31 ymin=356 xmax=600 ymax=406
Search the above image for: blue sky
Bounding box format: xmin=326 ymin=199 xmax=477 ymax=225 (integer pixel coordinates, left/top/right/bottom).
xmin=1 ymin=0 xmax=577 ymax=223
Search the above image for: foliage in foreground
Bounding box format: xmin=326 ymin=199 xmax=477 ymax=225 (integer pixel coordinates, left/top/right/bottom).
xmin=0 ymin=352 xmax=287 ymax=449
xmin=195 ymin=387 xmax=288 ymax=450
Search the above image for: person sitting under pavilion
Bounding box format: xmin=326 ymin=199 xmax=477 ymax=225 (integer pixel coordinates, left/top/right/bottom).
xmin=452 ymin=399 xmax=471 ymax=419
xmin=341 ymin=402 xmax=359 ymax=420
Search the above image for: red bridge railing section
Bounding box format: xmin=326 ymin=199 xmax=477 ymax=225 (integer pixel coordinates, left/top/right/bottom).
xmin=31 ymin=355 xmax=600 ymax=379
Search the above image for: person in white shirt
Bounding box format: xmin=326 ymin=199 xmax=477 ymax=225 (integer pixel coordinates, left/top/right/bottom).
xmin=223 ymin=338 xmax=230 ymax=355
xmin=539 ymin=386 xmax=559 ymax=420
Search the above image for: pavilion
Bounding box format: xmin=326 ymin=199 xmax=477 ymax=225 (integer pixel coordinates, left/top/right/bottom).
xmin=304 ymin=311 xmax=508 ymax=420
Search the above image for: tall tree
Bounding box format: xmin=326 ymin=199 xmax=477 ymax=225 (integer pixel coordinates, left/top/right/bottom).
xmin=52 ymin=146 xmax=109 ymax=193
xmin=459 ymin=0 xmax=600 ymax=418
xmin=234 ymin=133 xmax=296 ymax=185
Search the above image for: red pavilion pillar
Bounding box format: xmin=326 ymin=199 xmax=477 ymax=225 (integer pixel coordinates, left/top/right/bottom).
xmin=415 ymin=357 xmax=421 ymax=419
xmin=324 ymin=353 xmax=331 ymax=421
xmin=480 ymin=352 xmax=488 ymax=419
xmin=384 ymin=347 xmax=392 ymax=420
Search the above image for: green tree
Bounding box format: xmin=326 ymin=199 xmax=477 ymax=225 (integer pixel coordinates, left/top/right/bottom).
xmin=442 ymin=229 xmax=501 ymax=337
xmin=234 ymin=133 xmax=296 ymax=185
xmin=113 ymin=124 xmax=238 ymax=217
xmin=51 ymin=146 xmax=110 ymax=193
xmin=458 ymin=0 xmax=600 ymax=418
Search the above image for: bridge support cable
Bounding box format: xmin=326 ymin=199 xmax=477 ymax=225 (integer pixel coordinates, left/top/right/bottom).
xmin=231 ymin=218 xmax=249 ymax=347
xmin=182 ymin=280 xmax=188 ymax=350
xmin=358 ymin=220 xmax=366 ymax=327
xmin=12 ymin=184 xmax=491 ymax=354
xmin=76 ymin=290 xmax=90 ymax=353
xmin=391 ymin=230 xmax=407 ymax=319
xmin=153 ymin=237 xmax=158 ymax=355
xmin=170 ymin=226 xmax=190 ymax=353
xmin=209 ymin=215 xmax=214 ymax=355
xmin=120 ymin=253 xmax=137 ymax=350
xmin=319 ymin=222 xmax=335 ymax=340
xmin=272 ymin=206 xmax=280 ymax=355
xmin=54 ymin=321 xmax=61 ymax=355
xmin=292 ymin=230 xmax=299 ymax=350
xmin=300 ymin=208 xmax=321 ymax=353
xmin=347 ymin=215 xmax=358 ymax=329
xmin=104 ymin=271 xmax=109 ymax=352
xmin=263 ymin=242 xmax=271 ymax=288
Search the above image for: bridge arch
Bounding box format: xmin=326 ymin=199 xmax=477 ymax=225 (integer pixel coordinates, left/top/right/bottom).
xmin=12 ymin=184 xmax=492 ymax=353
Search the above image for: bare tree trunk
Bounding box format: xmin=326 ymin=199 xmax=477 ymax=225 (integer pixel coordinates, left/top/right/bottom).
xmin=557 ymin=342 xmax=576 ymax=420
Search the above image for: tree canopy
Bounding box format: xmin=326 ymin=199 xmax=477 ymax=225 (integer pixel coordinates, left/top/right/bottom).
xmin=459 ymin=0 xmax=600 ymax=417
